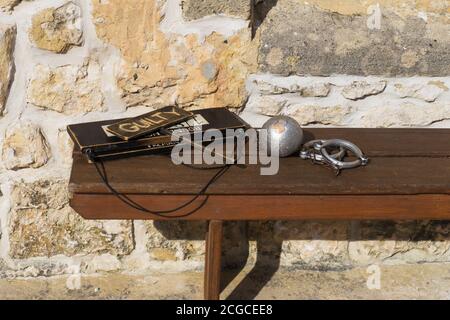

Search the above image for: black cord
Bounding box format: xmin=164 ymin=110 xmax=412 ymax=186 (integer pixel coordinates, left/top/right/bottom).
xmin=92 ymin=156 xmax=231 ymax=219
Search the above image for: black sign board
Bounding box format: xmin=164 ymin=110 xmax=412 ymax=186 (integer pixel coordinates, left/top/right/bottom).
xmin=67 ymin=107 xmax=250 ymax=161
xmin=106 ymin=106 xmax=193 ymax=140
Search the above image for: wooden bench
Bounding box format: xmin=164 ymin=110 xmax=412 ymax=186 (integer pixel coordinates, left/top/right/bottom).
xmin=69 ymin=128 xmax=450 ymax=300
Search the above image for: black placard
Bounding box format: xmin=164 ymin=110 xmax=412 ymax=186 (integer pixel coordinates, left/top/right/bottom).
xmin=67 ymin=107 xmax=250 ymax=161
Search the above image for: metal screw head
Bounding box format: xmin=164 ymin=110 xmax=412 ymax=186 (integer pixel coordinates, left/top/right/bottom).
xmin=361 ymin=156 xmax=370 ymax=166
xmin=300 ymin=150 xmax=309 ymax=160
xmin=313 ymin=141 xmax=322 ymax=151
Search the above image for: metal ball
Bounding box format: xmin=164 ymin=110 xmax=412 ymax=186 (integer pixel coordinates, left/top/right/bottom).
xmin=262 ymin=116 xmax=304 ymax=157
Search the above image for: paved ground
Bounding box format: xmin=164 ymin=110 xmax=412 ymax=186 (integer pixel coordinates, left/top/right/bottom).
xmin=1 ymin=263 xmax=450 ymax=300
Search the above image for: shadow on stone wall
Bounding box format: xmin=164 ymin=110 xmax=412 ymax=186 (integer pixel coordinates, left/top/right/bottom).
xmin=154 ymin=219 xmax=450 ymax=299
xmin=251 ymin=0 xmax=279 ymax=38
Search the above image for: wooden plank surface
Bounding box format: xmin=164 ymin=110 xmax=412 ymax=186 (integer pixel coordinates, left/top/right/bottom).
xmin=70 ymin=194 xmax=450 ymax=221
xmin=303 ymin=128 xmax=450 ymax=157
xmin=69 ymin=129 xmax=450 ymax=195
xmin=69 ymin=155 xmax=450 ymax=195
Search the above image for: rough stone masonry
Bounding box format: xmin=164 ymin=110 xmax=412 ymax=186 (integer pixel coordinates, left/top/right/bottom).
xmin=0 ymin=0 xmax=449 ymax=290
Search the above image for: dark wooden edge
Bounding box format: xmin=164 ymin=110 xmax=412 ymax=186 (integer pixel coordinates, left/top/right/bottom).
xmin=70 ymin=194 xmax=450 ymax=221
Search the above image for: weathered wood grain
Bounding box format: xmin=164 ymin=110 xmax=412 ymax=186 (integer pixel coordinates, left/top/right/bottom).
xmin=70 ymin=194 xmax=450 ymax=221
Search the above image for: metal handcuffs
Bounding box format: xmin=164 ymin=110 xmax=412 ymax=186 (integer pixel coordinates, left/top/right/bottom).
xmin=300 ymin=139 xmax=369 ymax=174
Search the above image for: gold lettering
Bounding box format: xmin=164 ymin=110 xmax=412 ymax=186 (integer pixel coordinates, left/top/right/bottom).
xmin=151 ymin=112 xmax=168 ymax=124
xmin=134 ymin=119 xmax=153 ymax=129
xmin=142 ymin=116 xmax=159 ymax=124
xmin=165 ymin=108 xmax=182 ymax=116
xmin=119 ymin=123 xmax=140 ymax=133
xmin=109 ymin=107 xmax=189 ymax=138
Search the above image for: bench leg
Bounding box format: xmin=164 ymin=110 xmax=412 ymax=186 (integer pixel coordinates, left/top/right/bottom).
xmin=204 ymin=220 xmax=223 ymax=300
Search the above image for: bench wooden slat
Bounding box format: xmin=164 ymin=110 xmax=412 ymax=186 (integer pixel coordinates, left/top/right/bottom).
xmin=69 ymin=154 xmax=450 ymax=195
xmin=70 ymin=194 xmax=450 ymax=221
xmin=69 ymin=129 xmax=450 ymax=196
xmin=304 ymin=128 xmax=450 ymax=157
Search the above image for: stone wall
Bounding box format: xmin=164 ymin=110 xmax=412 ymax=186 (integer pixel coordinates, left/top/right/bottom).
xmin=0 ymin=0 xmax=449 ymax=280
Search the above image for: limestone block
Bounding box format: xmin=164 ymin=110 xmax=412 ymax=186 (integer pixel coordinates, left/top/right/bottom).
xmin=92 ymin=0 xmax=257 ymax=109
xmin=181 ymin=0 xmax=251 ymax=20
xmin=349 ymin=221 xmax=450 ymax=265
xmin=258 ymin=1 xmax=450 ymax=76
xmin=359 ymin=103 xmax=450 ymax=127
xmin=27 ymin=61 xmax=104 ymax=114
xmin=342 ymin=81 xmax=387 ymax=100
xmin=2 ymin=122 xmax=50 ymax=170
xmin=395 ymin=81 xmax=449 ymax=103
xmin=0 ymin=0 xmax=21 ymax=12
xmin=29 ymin=2 xmax=83 ymax=53
xmin=8 ymin=180 xmax=134 ymax=259
xmin=0 ymin=24 xmax=16 ymax=115
xmin=286 ymin=104 xmax=353 ymax=126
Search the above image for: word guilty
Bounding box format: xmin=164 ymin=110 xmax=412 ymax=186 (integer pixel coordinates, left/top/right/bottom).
xmin=106 ymin=106 xmax=192 ymax=140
